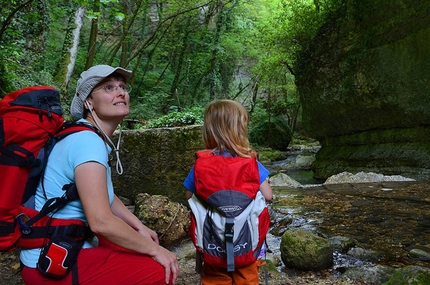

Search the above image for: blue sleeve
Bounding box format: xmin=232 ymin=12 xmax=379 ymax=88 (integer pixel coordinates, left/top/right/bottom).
xmin=257 ymin=161 xmax=270 ymax=184
xmin=69 ymin=131 xmax=109 ymax=169
xmin=183 ymin=166 xmax=196 ymax=193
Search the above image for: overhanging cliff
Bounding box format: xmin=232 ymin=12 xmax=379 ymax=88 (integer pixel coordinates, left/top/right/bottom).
xmin=296 ymin=0 xmax=430 ymax=180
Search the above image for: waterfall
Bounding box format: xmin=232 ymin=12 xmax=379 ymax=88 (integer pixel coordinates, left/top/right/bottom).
xmin=65 ymin=7 xmax=86 ymax=86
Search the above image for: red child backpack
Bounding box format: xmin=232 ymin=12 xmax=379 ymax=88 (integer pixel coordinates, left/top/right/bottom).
xmin=188 ymin=150 xmax=270 ymax=272
xmin=0 ymin=86 xmax=95 ymax=251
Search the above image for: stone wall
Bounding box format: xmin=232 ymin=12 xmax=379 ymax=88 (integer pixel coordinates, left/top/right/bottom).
xmin=111 ymin=125 xmax=204 ymax=204
xmin=296 ymin=0 xmax=430 ymax=180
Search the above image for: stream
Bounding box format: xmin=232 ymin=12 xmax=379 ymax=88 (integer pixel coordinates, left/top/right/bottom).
xmin=266 ymin=174 xmax=430 ymax=276
xmin=170 ymin=151 xmax=430 ymax=282
xmin=253 ymin=145 xmax=430 ymax=277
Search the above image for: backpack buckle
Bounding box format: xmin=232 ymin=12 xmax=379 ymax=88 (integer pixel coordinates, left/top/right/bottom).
xmin=17 ymin=214 xmax=32 ymax=235
xmin=225 ymin=221 xmax=234 ymax=242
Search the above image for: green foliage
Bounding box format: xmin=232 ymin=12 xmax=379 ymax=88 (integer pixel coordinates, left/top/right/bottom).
xmin=255 ymin=147 xmax=287 ymax=162
xmin=0 ymin=60 xmax=14 ymax=95
xmin=145 ymin=107 xmax=204 ymax=129
xmin=0 ymin=0 xmax=334 ymax=142
xmin=249 ymin=115 xmax=293 ymax=151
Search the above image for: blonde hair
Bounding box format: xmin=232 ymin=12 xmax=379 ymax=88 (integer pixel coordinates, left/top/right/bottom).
xmin=203 ymin=99 xmax=256 ymax=158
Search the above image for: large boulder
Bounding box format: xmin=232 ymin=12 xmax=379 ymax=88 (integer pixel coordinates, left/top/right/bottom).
xmin=296 ymin=0 xmax=430 ymax=180
xmin=280 ymin=228 xmax=333 ymax=270
xmin=134 ymin=193 xmax=190 ymax=245
xmin=111 ymin=125 xmax=204 ymax=204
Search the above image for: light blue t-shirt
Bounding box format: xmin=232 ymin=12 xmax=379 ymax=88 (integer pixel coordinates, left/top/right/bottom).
xmin=20 ymin=120 xmax=113 ymax=268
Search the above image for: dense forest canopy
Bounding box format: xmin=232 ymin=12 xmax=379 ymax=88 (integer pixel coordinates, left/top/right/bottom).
xmin=0 ymin=0 xmax=342 ymax=146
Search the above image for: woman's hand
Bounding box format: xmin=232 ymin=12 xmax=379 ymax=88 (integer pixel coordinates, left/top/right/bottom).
xmin=137 ymin=226 xmax=159 ymax=244
xmin=151 ymin=245 xmax=179 ymax=284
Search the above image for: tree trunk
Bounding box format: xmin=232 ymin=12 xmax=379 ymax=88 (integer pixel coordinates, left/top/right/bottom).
xmin=85 ymin=0 xmax=100 ymax=70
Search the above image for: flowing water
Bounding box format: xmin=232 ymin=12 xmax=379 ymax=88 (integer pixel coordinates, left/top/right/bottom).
xmin=173 ymin=151 xmax=430 ymax=278
xmin=268 ymin=180 xmax=430 ymax=274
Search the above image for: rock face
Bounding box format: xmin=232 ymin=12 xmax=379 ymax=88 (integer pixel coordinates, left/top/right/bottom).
xmin=296 ymin=0 xmax=430 ymax=180
xmin=111 ymin=125 xmax=204 ymax=204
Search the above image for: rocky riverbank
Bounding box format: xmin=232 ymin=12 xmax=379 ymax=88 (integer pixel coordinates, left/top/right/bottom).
xmin=2 ymin=172 xmax=430 ymax=284
xmin=0 ymin=248 xmax=375 ymax=285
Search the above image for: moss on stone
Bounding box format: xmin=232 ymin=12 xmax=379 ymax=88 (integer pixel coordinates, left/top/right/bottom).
xmin=111 ymin=126 xmax=204 ymax=204
xmin=295 ymin=0 xmax=430 ymax=180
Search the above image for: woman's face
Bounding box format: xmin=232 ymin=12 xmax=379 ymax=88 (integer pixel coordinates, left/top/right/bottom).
xmin=88 ymin=77 xmax=130 ymax=121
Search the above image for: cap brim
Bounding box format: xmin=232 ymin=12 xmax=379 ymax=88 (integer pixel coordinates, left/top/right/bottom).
xmin=101 ymin=67 xmax=132 ymax=82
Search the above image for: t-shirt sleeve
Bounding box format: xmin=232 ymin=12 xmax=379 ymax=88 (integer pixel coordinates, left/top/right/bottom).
xmin=183 ymin=166 xmax=196 ymax=193
xmin=257 ymin=161 xmax=270 ymax=184
xmin=67 ymin=131 xmax=109 ymax=169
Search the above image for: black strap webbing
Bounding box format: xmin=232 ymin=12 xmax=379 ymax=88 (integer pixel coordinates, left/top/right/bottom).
xmin=225 ymin=218 xmax=235 ymax=272
xmin=25 ymin=183 xmax=79 ymax=228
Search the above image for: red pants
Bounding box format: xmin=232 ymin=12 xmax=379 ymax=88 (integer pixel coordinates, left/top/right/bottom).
xmin=201 ymin=260 xmax=264 ymax=285
xmin=21 ymin=237 xmax=170 ymax=285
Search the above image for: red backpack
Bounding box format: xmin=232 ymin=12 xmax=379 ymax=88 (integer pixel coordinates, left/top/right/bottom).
xmin=188 ymin=150 xmax=270 ymax=272
xmin=0 ymin=86 xmax=95 ymax=251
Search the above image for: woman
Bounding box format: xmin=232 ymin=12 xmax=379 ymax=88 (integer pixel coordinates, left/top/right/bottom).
xmin=20 ymin=65 xmax=179 ymax=284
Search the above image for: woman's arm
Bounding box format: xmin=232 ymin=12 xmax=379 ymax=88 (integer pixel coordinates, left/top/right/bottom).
xmin=111 ymin=195 xmax=159 ymax=243
xmin=75 ymin=161 xmax=178 ymax=284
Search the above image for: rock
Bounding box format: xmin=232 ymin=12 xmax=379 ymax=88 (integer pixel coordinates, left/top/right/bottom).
xmin=134 ymin=193 xmax=190 ymax=245
xmin=280 ymin=228 xmax=333 ymax=270
xmin=258 ymin=153 xmax=271 ymax=164
xmin=347 ymin=247 xmax=383 ymax=262
xmin=269 ymin=173 xmax=302 ymax=187
xmin=324 ymin=171 xmax=415 ymax=184
xmin=118 ymin=196 xmax=135 ymax=212
xmin=384 ymin=265 xmax=430 ymax=284
xmin=174 ymin=240 xmax=197 ymax=260
xmin=264 ymin=252 xmax=282 ymax=267
xmin=111 ymin=126 xmax=205 ymax=205
xmin=287 ymin=144 xmax=321 ymax=153
xmin=270 ymin=216 xmax=293 ymax=236
xmin=407 ymin=246 xmax=430 ymax=261
xmin=282 ymin=154 xmax=316 ymax=170
xmin=329 ymin=236 xmax=356 ymax=254
xmin=340 ymin=264 xmax=396 ymax=284
xmin=296 ymin=0 xmax=430 ymax=181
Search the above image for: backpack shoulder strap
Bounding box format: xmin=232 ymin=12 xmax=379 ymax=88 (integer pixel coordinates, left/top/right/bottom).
xmin=39 ymin=121 xmax=102 ymax=199
xmin=56 ymin=121 xmax=102 ymax=140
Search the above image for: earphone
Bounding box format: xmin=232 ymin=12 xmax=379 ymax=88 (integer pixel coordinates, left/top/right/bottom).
xmin=85 ymin=100 xmax=92 ymax=110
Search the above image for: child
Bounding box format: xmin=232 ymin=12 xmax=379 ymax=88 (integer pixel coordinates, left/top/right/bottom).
xmin=184 ymin=99 xmax=272 ymax=285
